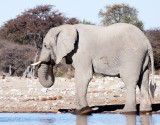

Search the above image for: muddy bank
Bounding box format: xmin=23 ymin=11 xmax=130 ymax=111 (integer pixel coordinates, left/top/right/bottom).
xmin=0 ymin=76 xmax=160 ymax=113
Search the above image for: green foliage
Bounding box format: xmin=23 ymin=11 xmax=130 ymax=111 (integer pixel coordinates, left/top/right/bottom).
xmin=99 ymin=4 xmax=144 ymax=31
xmin=79 ymin=19 xmax=93 ymax=25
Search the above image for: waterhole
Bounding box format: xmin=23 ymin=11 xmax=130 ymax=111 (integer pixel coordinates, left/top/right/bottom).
xmin=0 ymin=113 xmax=159 ymax=125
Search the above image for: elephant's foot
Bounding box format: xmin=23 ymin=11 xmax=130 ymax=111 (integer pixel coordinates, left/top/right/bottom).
xmin=140 ymin=105 xmax=152 ymax=113
xmin=73 ymin=106 xmax=92 ymax=115
xmin=122 ymin=105 xmax=137 ymax=114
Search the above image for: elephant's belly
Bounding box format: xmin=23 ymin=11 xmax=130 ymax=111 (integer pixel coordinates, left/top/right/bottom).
xmin=92 ymin=57 xmax=119 ymax=76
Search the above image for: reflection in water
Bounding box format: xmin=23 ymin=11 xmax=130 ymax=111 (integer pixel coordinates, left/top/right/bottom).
xmin=39 ymin=119 xmax=54 ymax=125
xmin=140 ymin=114 xmax=152 ymax=125
xmin=76 ymin=113 xmax=153 ymax=125
xmin=124 ymin=114 xmax=136 ymax=125
xmin=76 ymin=115 xmax=87 ymax=125
xmin=124 ymin=113 xmax=152 ymax=125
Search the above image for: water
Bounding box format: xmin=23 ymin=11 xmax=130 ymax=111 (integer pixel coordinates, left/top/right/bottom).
xmin=0 ymin=113 xmax=159 ymax=125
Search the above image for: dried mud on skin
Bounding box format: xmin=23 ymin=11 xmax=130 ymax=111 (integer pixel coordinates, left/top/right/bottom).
xmin=0 ymin=76 xmax=160 ymax=113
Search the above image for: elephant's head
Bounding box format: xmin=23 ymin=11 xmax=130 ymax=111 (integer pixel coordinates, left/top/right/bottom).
xmin=32 ymin=25 xmax=77 ymax=88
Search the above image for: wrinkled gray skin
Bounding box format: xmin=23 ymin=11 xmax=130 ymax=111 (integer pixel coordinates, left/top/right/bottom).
xmin=38 ymin=23 xmax=155 ymax=114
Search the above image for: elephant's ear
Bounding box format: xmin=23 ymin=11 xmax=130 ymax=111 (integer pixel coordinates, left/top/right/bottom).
xmin=56 ymin=25 xmax=77 ymax=64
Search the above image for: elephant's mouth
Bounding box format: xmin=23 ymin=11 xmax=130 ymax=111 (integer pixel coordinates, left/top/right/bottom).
xmin=31 ymin=60 xmax=55 ymax=88
xmin=31 ymin=61 xmax=42 ymax=66
xmin=31 ymin=59 xmax=55 ymax=66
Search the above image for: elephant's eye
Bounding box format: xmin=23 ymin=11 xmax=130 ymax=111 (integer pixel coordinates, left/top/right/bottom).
xmin=44 ymin=44 xmax=50 ymax=49
xmin=44 ymin=44 xmax=48 ymax=48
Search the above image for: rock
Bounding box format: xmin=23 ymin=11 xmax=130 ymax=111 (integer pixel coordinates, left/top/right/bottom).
xmin=56 ymin=111 xmax=61 ymax=114
xmin=28 ymin=88 xmax=34 ymax=92
xmin=113 ymin=95 xmax=120 ymax=97
xmin=52 ymin=97 xmax=57 ymax=100
xmin=41 ymin=88 xmax=48 ymax=93
xmin=58 ymin=96 xmax=63 ymax=100
xmin=40 ymin=97 xmax=47 ymax=101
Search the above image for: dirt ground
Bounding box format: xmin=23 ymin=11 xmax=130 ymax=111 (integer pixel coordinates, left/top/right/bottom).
xmin=0 ymin=75 xmax=160 ymax=113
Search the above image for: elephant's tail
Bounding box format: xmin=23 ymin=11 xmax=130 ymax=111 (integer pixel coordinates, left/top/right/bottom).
xmin=148 ymin=43 xmax=156 ymax=99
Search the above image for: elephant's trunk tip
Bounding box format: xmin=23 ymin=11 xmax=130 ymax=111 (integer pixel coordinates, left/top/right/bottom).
xmin=31 ymin=61 xmax=42 ymax=66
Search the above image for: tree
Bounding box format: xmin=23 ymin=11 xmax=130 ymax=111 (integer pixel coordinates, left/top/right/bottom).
xmin=98 ymin=4 xmax=144 ymax=31
xmin=0 ymin=5 xmax=79 ymax=49
xmin=79 ymin=19 xmax=93 ymax=25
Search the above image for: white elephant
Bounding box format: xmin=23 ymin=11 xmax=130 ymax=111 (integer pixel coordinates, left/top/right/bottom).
xmin=32 ymin=23 xmax=156 ymax=114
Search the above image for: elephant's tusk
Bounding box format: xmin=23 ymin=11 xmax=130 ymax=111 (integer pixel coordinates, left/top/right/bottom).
xmin=31 ymin=61 xmax=42 ymax=66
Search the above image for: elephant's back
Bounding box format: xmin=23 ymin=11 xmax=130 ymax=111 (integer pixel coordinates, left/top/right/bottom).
xmin=75 ymin=23 xmax=149 ymax=57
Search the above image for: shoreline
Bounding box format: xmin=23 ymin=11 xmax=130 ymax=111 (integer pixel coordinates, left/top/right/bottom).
xmin=0 ymin=76 xmax=160 ymax=114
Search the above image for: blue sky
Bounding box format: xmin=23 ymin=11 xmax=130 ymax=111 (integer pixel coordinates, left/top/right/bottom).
xmin=0 ymin=0 xmax=160 ymax=30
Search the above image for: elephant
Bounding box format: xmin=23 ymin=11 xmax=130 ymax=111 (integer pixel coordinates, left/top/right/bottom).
xmin=32 ymin=23 xmax=156 ymax=114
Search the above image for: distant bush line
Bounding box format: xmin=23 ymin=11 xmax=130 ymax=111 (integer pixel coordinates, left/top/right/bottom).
xmin=145 ymin=29 xmax=160 ymax=70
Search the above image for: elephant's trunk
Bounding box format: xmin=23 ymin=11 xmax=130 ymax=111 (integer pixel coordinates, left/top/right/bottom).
xmin=38 ymin=63 xmax=55 ymax=88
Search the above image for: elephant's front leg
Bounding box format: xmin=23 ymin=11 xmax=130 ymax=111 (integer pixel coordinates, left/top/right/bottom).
xmin=73 ymin=58 xmax=93 ymax=115
xmin=75 ymin=77 xmax=89 ymax=109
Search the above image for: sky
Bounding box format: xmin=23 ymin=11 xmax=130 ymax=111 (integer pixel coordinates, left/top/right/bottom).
xmin=0 ymin=0 xmax=160 ymax=30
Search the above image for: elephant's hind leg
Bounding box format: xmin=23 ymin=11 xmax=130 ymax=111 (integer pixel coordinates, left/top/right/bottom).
xmin=139 ymin=69 xmax=152 ymax=112
xmin=122 ymin=78 xmax=137 ymax=113
xmin=120 ymin=64 xmax=141 ymax=113
xmin=138 ymin=56 xmax=152 ymax=112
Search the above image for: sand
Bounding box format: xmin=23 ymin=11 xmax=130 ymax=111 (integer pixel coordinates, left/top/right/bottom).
xmin=0 ymin=75 xmax=160 ymax=113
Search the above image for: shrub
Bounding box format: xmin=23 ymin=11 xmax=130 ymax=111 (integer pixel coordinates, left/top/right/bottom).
xmin=145 ymin=28 xmax=160 ymax=69
xmin=0 ymin=40 xmax=74 ymax=77
xmin=0 ymin=40 xmax=36 ymax=76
